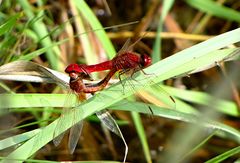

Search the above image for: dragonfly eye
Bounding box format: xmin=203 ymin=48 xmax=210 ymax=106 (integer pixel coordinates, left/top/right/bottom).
xmin=142 ymin=54 xmax=152 ymax=67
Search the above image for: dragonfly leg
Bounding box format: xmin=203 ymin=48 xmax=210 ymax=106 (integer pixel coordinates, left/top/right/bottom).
xmin=118 ymin=69 xmax=131 ymax=94
xmin=140 ymin=68 xmax=155 ymax=77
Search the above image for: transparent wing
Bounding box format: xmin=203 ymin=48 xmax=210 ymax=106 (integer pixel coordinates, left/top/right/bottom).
xmin=117 ymin=31 xmax=149 ymax=57
xmin=120 ymin=70 xmax=176 ymax=112
xmin=67 ymin=92 xmax=86 ymax=153
xmin=53 ymin=91 xmax=78 ymax=147
xmin=117 ymin=38 xmax=131 ymax=56
xmin=96 ymin=109 xmax=128 ymax=163
xmin=96 ymin=110 xmax=121 ymax=137
xmin=141 ymin=71 xmax=176 ymax=110
xmin=68 ymin=120 xmax=84 ymax=154
xmin=52 ymin=131 xmax=65 ymax=147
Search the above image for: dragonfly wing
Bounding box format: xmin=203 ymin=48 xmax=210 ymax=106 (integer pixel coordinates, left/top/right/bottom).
xmin=125 ymin=73 xmax=176 ymax=110
xmin=53 ymin=131 xmax=65 ymax=147
xmin=53 ymin=108 xmax=69 ymax=147
xmin=68 ymin=92 xmax=86 ymax=154
xmin=53 ymin=91 xmax=76 ymax=147
xmin=96 ymin=110 xmax=128 ymax=163
xmin=96 ymin=110 xmax=121 ymax=137
xmin=117 ymin=38 xmax=131 ymax=55
xmin=68 ymin=121 xmax=84 ymax=154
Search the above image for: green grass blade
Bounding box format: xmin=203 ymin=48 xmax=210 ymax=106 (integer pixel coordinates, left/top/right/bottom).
xmin=0 ymin=94 xmax=71 ymax=109
xmin=185 ymin=0 xmax=240 ymax=22
xmin=18 ymin=0 xmax=61 ymax=70
xmin=1 ymin=97 xmax=239 ymax=161
xmin=163 ymin=86 xmax=239 ymax=117
xmin=0 ymin=13 xmax=22 ymax=36
xmin=152 ymin=0 xmax=174 ymax=62
xmin=17 ymin=39 xmax=68 ymax=61
xmin=73 ymin=0 xmax=116 ymax=58
xmin=114 ymin=102 xmax=240 ymax=142
xmin=131 ymin=112 xmax=152 ymax=163
xmin=180 ymin=131 xmax=216 ymax=161
xmin=205 ymin=146 xmax=240 ymax=163
xmin=0 ymin=129 xmax=41 ymax=150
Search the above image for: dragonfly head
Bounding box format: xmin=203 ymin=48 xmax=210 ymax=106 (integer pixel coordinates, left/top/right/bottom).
xmin=65 ymin=64 xmax=84 ymax=74
xmin=142 ymin=54 xmax=152 ymax=67
xmin=65 ymin=64 xmax=93 ymax=81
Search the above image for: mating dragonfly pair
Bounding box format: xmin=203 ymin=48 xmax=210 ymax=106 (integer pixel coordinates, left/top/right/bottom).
xmin=53 ymin=45 xmax=152 ymax=162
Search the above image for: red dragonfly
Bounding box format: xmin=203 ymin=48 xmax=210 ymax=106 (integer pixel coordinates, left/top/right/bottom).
xmin=65 ymin=51 xmax=152 ymax=93
xmin=53 ymin=40 xmax=151 ymax=156
xmin=55 ymin=38 xmax=173 ymax=162
xmin=53 ymin=46 xmax=152 ymax=159
xmin=65 ymin=44 xmax=175 ymax=107
xmin=62 ymin=50 xmax=152 ymax=161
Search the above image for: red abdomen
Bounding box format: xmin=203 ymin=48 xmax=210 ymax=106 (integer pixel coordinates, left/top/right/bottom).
xmin=65 ymin=52 xmax=151 ymax=74
xmin=65 ymin=61 xmax=113 ymax=74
